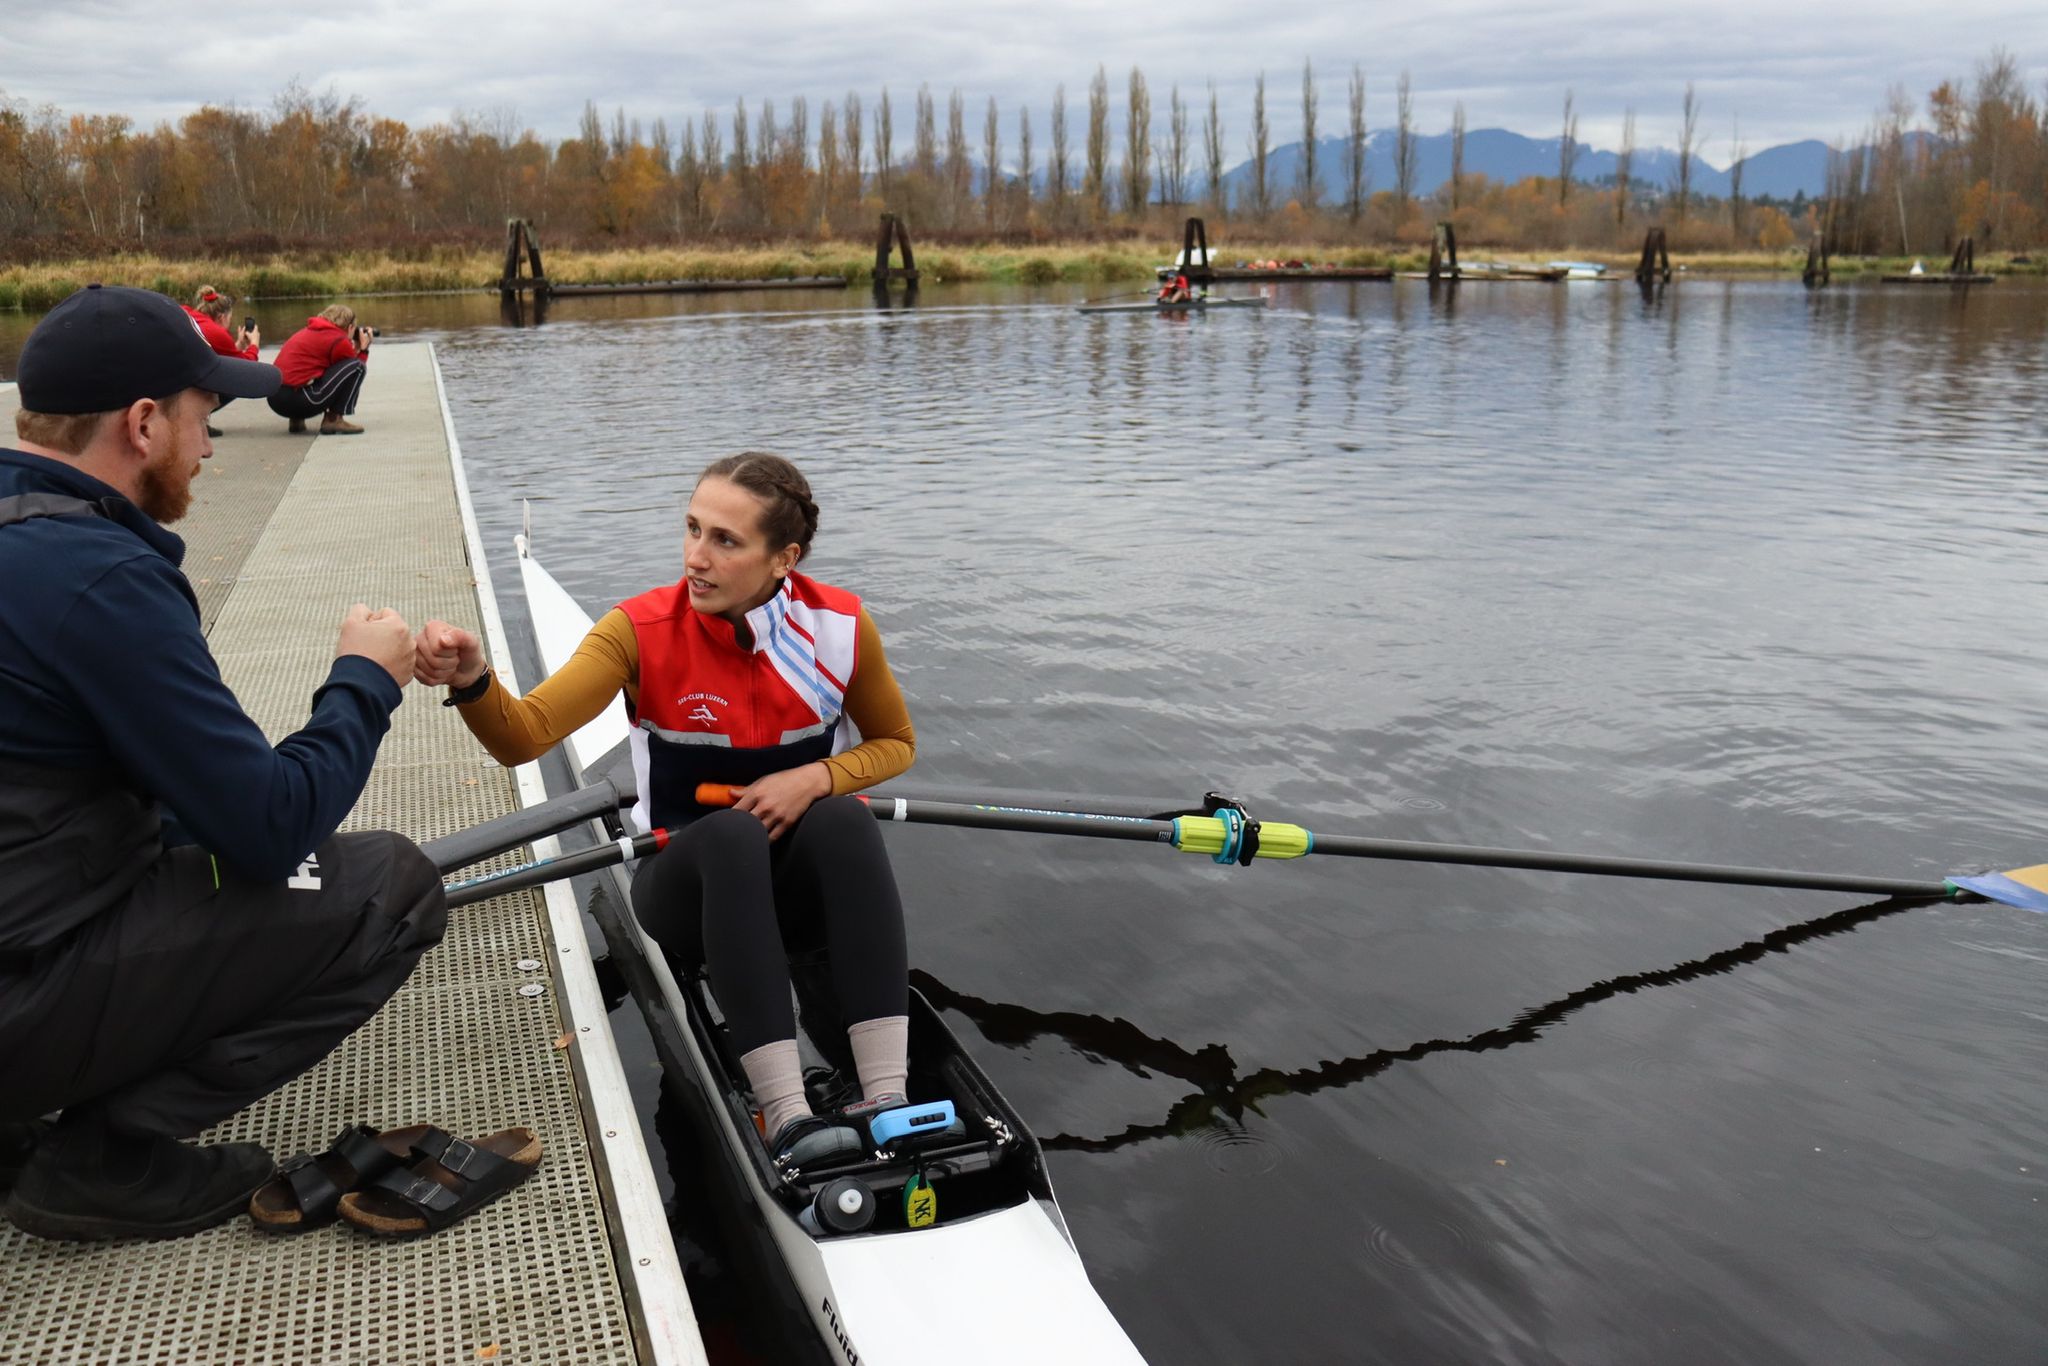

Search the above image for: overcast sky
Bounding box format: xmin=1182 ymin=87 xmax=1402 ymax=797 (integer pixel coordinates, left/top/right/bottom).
xmin=7 ymin=1 xmax=2044 ymax=162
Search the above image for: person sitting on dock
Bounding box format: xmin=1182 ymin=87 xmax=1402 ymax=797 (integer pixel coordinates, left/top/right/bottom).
xmin=180 ymin=288 xmax=259 ymax=437
xmin=414 ymin=452 xmax=918 ymax=1169
xmin=0 ymin=284 xmax=446 ymax=1242
xmin=1157 ymin=271 xmax=1195 ymax=304
xmin=267 ymin=303 xmax=373 ymax=436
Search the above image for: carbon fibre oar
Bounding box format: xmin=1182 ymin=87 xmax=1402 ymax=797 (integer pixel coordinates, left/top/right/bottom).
xmin=696 ymin=784 xmax=2048 ymax=911
xmin=440 ymin=826 xmax=673 ymax=909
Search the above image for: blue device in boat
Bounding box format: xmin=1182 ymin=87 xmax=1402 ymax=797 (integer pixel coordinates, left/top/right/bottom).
xmin=868 ymin=1100 xmax=958 ymax=1148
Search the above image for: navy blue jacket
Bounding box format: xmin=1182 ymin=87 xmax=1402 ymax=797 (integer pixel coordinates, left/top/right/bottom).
xmin=0 ymin=448 xmax=400 ymax=912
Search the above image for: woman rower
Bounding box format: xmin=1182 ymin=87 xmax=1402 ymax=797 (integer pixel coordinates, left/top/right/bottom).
xmin=413 ymin=453 xmax=917 ymax=1167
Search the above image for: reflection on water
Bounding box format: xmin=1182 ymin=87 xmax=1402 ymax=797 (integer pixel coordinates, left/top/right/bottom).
xmin=13 ymin=276 xmax=2042 ymax=1362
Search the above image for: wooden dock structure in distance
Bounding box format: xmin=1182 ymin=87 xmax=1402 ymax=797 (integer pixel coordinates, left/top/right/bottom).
xmin=1206 ymin=265 xmax=1395 ymax=281
xmin=1170 ymin=217 xmax=1392 ymax=281
xmin=496 ymin=218 xmax=848 ymax=300
xmin=1882 ymin=237 xmax=1996 ymax=284
xmin=1400 ymin=223 xmax=1567 ymax=282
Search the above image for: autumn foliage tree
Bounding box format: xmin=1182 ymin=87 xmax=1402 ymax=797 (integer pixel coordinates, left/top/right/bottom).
xmin=1 ymin=51 xmax=2042 ymax=260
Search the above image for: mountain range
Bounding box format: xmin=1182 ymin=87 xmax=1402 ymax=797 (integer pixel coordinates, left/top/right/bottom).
xmin=1105 ymin=129 xmax=1900 ymax=205
xmin=1186 ymin=127 xmax=1877 ymax=205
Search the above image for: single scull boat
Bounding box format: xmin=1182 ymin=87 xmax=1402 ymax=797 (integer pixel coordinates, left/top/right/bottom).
xmin=513 ymin=515 xmax=1147 ymax=1366
xmin=1076 ymin=296 xmax=1267 ymax=314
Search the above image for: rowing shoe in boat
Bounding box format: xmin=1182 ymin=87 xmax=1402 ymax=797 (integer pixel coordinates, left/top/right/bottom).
xmin=1076 ymin=296 xmax=1268 ymax=314
xmin=513 ymin=512 xmax=1146 ymax=1366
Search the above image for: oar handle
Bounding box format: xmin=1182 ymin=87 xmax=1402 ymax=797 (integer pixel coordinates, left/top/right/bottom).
xmin=441 ymin=825 xmax=672 ymax=908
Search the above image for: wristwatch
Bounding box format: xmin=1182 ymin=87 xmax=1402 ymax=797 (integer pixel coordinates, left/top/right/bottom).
xmin=442 ymin=667 xmax=492 ymax=707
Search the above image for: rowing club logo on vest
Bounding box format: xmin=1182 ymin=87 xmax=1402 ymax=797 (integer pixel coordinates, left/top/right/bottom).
xmin=620 ymin=571 xmax=861 ymax=831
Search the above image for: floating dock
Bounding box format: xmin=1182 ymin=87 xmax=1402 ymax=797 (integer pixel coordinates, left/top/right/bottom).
xmin=1202 ymin=266 xmax=1394 ymax=281
xmin=0 ymin=346 xmax=704 ymax=1365
xmin=546 ymin=276 xmax=848 ymax=297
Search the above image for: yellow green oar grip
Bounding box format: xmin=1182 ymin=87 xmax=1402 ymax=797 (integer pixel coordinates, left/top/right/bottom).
xmin=1171 ymin=816 xmax=1313 ymax=859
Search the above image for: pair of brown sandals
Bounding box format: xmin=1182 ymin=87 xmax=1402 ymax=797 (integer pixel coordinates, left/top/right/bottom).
xmin=249 ymin=1123 xmax=542 ymax=1238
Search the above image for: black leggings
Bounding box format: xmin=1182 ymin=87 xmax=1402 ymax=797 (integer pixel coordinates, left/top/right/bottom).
xmin=629 ymin=795 xmax=907 ymax=1056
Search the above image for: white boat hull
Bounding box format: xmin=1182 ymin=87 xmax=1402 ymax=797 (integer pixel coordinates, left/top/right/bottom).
xmin=513 ymin=521 xmax=1146 ymax=1365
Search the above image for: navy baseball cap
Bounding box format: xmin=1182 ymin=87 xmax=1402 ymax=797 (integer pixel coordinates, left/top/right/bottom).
xmin=16 ymin=283 xmax=279 ymax=414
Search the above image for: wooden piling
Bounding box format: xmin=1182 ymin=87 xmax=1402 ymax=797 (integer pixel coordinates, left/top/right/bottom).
xmin=874 ymin=213 xmax=920 ymax=284
xmin=1635 ymin=228 xmax=1671 ymax=286
xmin=1428 ymin=222 xmax=1460 ymax=282
xmin=1802 ymin=229 xmax=1830 ymax=288
xmin=1179 ymin=217 xmax=1215 ymax=286
xmin=498 ymin=219 xmax=549 ymax=296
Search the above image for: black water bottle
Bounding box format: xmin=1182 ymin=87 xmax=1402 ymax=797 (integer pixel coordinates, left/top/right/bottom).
xmin=799 ymin=1177 xmax=876 ymax=1236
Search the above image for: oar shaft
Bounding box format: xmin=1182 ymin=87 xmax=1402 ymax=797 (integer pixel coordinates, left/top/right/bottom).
xmin=441 ymin=826 xmax=671 ymax=908
xmin=696 ymin=785 xmax=1955 ymax=902
xmin=1301 ymin=831 xmax=1953 ymax=899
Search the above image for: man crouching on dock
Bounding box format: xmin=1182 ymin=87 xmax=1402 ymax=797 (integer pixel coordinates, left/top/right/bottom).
xmin=0 ymin=285 xmax=446 ymax=1241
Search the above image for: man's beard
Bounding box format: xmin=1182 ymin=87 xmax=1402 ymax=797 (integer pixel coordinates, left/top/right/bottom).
xmin=135 ymin=427 xmax=194 ymax=523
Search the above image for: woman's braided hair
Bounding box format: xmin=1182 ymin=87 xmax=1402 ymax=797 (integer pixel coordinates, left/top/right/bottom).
xmin=699 ymin=452 xmax=820 ymax=562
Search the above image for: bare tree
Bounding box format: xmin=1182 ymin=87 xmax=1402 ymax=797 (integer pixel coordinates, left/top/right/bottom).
xmin=816 ymin=100 xmax=838 ymax=222
xmin=914 ymin=85 xmax=937 ymax=182
xmin=1675 ymin=81 xmax=1701 ymax=221
xmin=843 ymin=92 xmax=864 ymax=197
xmin=1558 ymin=90 xmax=1578 ymax=205
xmin=790 ymin=97 xmax=809 ymax=174
xmin=1727 ymin=116 xmax=1747 ymax=239
xmin=945 ymin=88 xmax=968 ymax=224
xmin=1162 ymin=85 xmax=1189 ymax=207
xmin=982 ymin=95 xmax=1001 ymax=228
xmin=1123 ymin=66 xmax=1152 ymax=214
xmin=1615 ymin=105 xmax=1634 ymax=226
xmin=1298 ymin=59 xmax=1320 ymax=212
xmin=1346 ymin=66 xmax=1368 ymax=222
xmin=1879 ymin=83 xmax=1913 ymax=252
xmin=756 ymin=99 xmax=777 ymax=178
xmin=1085 ymin=65 xmax=1111 ymax=219
xmin=698 ymin=108 xmax=722 ymax=174
xmin=650 ymin=116 xmax=672 ymax=174
xmin=1394 ymin=69 xmax=1417 ymax=215
xmin=1204 ymin=81 xmax=1225 ymax=213
xmin=1450 ymin=101 xmax=1465 ymax=210
xmin=730 ymin=98 xmax=752 ymax=221
xmin=1249 ymin=70 xmax=1271 ymax=218
xmin=677 ymin=125 xmax=705 ymax=231
xmin=874 ymin=88 xmax=893 ymax=195
xmin=1017 ymin=104 xmax=1034 ymax=218
xmin=1051 ymin=83 xmax=1070 ymax=222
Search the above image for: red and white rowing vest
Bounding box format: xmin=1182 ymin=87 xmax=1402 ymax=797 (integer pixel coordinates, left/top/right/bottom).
xmin=619 ymin=571 xmax=861 ymax=831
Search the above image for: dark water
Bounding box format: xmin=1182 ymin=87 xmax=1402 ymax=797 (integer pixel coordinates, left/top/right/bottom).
xmin=23 ymin=278 xmax=2048 ymax=1361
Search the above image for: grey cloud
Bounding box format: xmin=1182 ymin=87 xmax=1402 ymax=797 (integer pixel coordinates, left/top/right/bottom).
xmin=4 ymin=0 xmax=2042 ymax=158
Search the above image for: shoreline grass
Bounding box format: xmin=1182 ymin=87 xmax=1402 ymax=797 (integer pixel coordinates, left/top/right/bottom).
xmin=0 ymin=241 xmax=2039 ymax=311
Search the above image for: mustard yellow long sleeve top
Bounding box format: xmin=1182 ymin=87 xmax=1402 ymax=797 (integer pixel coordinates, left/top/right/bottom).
xmin=452 ymin=605 xmax=916 ymax=793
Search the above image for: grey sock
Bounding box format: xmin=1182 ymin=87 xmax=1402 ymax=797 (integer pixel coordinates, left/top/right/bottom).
xmin=848 ymin=1015 xmax=910 ymax=1103
xmin=739 ymin=1039 xmax=811 ymax=1139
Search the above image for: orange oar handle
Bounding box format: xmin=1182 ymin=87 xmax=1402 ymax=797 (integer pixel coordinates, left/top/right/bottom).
xmin=696 ymin=783 xmax=743 ymax=807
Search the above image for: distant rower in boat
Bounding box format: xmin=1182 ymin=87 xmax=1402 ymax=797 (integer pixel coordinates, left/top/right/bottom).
xmin=1157 ymin=271 xmax=1195 ymax=304
xmin=414 ymin=453 xmax=917 ymax=1169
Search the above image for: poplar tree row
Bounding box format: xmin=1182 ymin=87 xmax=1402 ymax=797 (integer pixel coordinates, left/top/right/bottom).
xmin=2 ymin=51 xmax=2040 ymax=253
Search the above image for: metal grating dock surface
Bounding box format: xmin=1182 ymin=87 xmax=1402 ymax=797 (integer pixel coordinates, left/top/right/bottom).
xmin=0 ymin=346 xmax=680 ymax=1364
